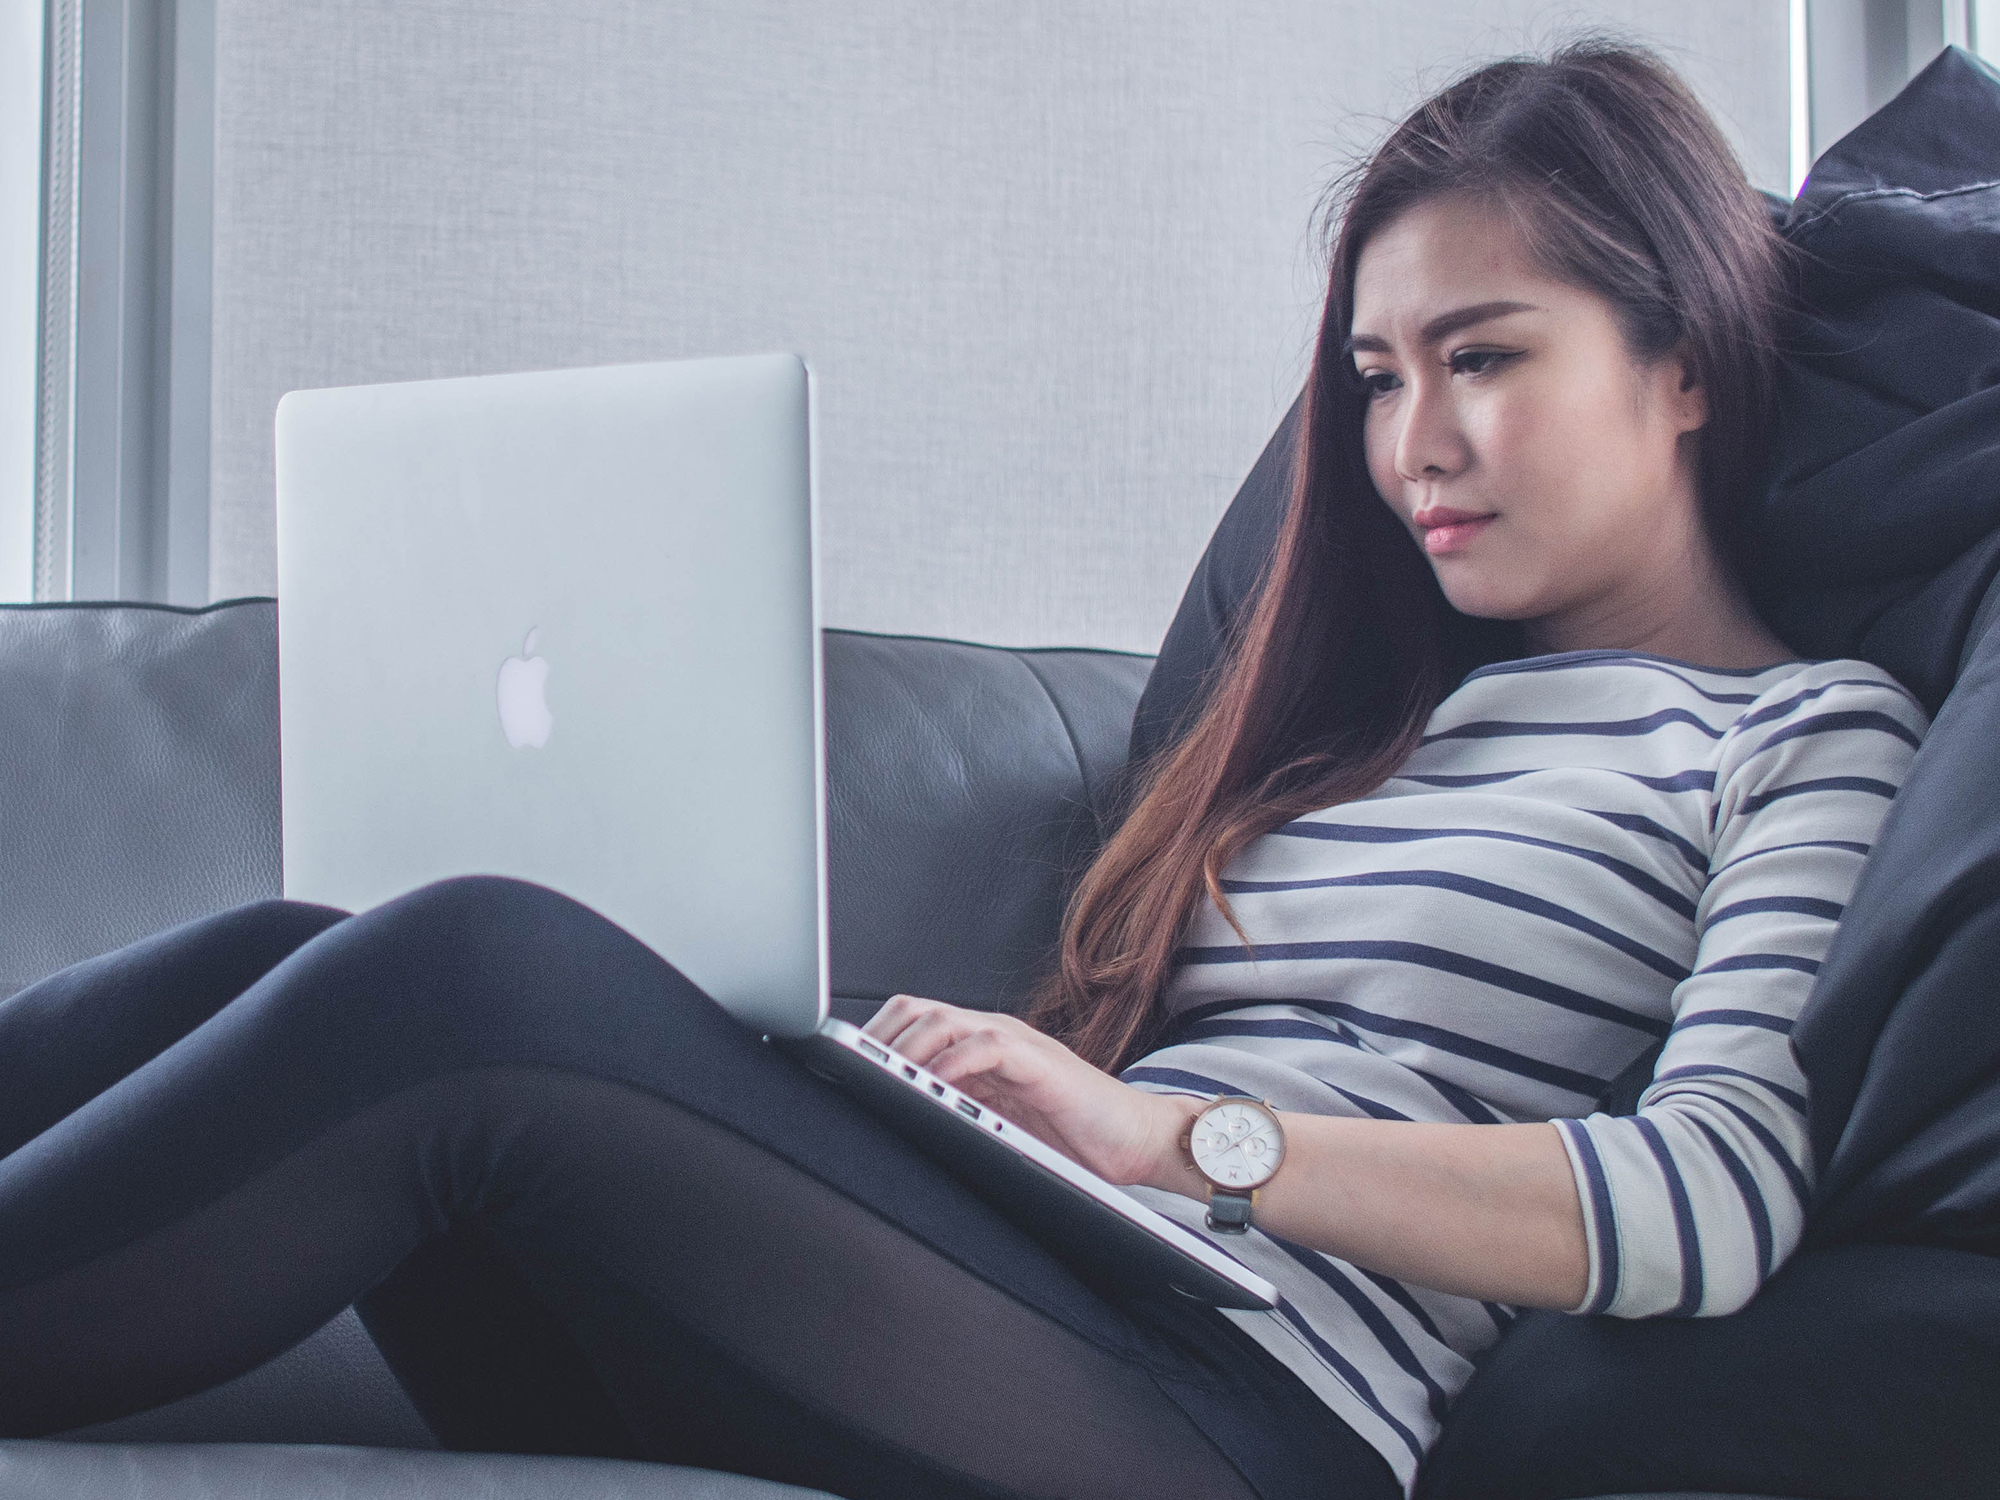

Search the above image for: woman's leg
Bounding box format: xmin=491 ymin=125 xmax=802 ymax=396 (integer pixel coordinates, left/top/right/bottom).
xmin=0 ymin=899 xmax=347 ymax=1157
xmin=0 ymin=876 xmax=1396 ymax=1500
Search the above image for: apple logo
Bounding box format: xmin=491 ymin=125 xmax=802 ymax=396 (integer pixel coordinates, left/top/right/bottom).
xmin=496 ymin=628 xmax=553 ymax=749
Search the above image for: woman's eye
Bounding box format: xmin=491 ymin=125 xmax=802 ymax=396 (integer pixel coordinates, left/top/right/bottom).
xmin=1358 ymin=369 xmax=1401 ymax=398
xmin=1448 ymin=348 xmax=1519 ymax=377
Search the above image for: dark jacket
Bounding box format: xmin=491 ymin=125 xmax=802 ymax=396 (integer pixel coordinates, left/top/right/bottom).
xmin=1132 ymin=48 xmax=2000 ymax=1498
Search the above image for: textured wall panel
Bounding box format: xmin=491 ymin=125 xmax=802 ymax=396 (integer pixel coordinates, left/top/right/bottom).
xmin=210 ymin=1 xmax=1786 ymax=651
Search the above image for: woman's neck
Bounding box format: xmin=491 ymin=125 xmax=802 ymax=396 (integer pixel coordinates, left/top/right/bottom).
xmin=1520 ymin=543 xmax=1794 ymax=671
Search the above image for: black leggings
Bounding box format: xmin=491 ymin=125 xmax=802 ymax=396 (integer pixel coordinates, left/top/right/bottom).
xmin=0 ymin=877 xmax=1398 ymax=1500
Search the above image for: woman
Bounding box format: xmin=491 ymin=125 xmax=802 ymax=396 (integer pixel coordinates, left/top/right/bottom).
xmin=0 ymin=41 xmax=1926 ymax=1500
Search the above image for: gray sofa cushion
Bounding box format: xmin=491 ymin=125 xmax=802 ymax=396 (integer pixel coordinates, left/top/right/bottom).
xmin=0 ymin=602 xmax=282 ymax=1000
xmin=63 ymin=1310 xmax=434 ymax=1451
xmin=0 ymin=1443 xmax=1788 ymax=1500
xmin=0 ymin=1444 xmax=836 ymax=1498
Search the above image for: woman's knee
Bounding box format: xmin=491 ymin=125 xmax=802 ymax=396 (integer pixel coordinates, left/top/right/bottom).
xmin=214 ymin=897 xmax=350 ymax=954
xmin=372 ymin=873 xmax=571 ymax=918
xmin=334 ymin=876 xmax=719 ymax=1042
xmin=352 ymin=876 xmax=636 ymax=972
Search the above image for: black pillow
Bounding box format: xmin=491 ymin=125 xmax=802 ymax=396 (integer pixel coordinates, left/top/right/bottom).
xmin=1415 ymin=1243 xmax=2000 ymax=1500
xmin=1127 ymin=395 xmax=1301 ymax=766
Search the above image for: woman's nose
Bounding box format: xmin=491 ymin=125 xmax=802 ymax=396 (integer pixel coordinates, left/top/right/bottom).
xmin=1393 ymin=376 xmax=1470 ymax=483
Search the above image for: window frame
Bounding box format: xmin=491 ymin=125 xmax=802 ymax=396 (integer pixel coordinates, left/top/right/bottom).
xmin=33 ymin=0 xmax=211 ymax=605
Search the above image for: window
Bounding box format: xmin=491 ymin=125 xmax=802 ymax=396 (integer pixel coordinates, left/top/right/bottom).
xmin=1805 ymin=1 xmax=2000 ymax=179
xmin=1 ymin=0 xmax=43 ymax=601
xmin=17 ymin=0 xmax=212 ymax=605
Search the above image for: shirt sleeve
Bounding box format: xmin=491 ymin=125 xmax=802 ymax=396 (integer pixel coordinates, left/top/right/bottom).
xmin=1552 ymin=666 xmax=1928 ymax=1318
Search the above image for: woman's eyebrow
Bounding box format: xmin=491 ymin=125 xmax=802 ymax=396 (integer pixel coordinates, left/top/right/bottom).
xmin=1345 ymin=300 xmax=1541 ymax=356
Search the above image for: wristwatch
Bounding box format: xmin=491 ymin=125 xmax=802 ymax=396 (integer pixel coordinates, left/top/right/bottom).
xmin=1181 ymin=1096 xmax=1286 ymax=1234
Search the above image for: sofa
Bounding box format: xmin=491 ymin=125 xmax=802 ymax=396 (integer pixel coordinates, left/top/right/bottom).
xmin=0 ymin=594 xmax=1859 ymax=1500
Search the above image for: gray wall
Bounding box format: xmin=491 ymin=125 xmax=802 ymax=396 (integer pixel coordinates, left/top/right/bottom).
xmin=210 ymin=1 xmax=1788 ymax=653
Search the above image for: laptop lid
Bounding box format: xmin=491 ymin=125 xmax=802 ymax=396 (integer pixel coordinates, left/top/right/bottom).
xmin=275 ymin=353 xmax=827 ymax=1037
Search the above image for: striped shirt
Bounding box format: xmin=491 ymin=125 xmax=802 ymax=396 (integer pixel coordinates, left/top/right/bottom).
xmin=1120 ymin=650 xmax=1927 ymax=1493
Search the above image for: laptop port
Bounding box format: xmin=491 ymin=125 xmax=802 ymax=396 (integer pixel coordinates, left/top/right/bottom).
xmin=955 ymin=1098 xmax=982 ymax=1121
xmin=859 ymin=1040 xmax=889 ymax=1064
xmin=903 ymin=1065 xmax=918 ymax=1081
xmin=929 ymin=1081 xmax=946 ymax=1098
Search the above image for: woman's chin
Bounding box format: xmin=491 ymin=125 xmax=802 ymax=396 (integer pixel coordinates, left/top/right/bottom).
xmin=1433 ymin=577 xmax=1544 ymax=625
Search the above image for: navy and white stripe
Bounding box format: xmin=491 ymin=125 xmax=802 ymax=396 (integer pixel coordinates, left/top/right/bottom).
xmin=1120 ymin=650 xmax=1926 ymax=1493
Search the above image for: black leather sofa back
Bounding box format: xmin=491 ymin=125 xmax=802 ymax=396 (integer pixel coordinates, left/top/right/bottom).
xmin=0 ymin=601 xmax=1150 ymax=1018
xmin=823 ymin=630 xmax=1149 ymax=1016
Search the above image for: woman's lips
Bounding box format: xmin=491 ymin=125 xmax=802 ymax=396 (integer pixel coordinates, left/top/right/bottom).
xmin=1413 ymin=508 xmax=1496 ymax=556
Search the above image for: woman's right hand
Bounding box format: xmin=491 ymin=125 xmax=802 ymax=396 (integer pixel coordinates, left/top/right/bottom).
xmin=863 ymin=995 xmax=1204 ymax=1192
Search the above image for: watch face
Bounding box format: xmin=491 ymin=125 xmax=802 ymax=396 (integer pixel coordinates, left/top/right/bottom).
xmin=1189 ymin=1100 xmax=1284 ymax=1189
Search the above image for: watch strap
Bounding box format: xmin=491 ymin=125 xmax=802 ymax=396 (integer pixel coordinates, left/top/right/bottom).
xmin=1205 ymin=1187 xmax=1255 ymax=1235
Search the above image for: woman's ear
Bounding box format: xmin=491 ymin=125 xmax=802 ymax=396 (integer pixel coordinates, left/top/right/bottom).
xmin=1667 ymin=346 xmax=1708 ymax=433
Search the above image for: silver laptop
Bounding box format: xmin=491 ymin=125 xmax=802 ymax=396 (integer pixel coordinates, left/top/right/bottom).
xmin=275 ymin=353 xmax=1274 ymax=1311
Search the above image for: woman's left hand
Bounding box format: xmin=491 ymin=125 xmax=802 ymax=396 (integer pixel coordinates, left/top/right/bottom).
xmin=862 ymin=995 xmax=1199 ymax=1190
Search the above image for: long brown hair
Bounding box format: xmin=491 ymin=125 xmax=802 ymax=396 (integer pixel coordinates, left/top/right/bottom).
xmin=1028 ymin=40 xmax=1788 ymax=1071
